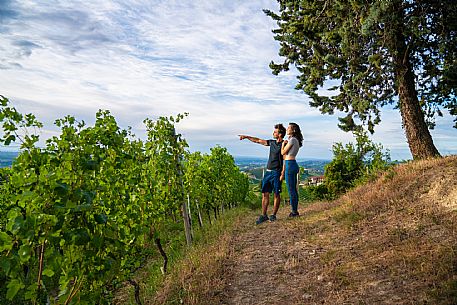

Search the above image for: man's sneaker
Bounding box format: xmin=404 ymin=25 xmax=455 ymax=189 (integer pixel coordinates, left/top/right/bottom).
xmin=288 ymin=211 xmax=300 ymax=218
xmin=256 ymin=215 xmax=269 ymax=225
xmin=269 ymin=214 xmax=277 ymax=222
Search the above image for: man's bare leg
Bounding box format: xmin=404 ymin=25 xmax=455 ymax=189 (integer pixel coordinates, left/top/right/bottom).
xmin=272 ymin=193 xmax=281 ymax=215
xmin=262 ymin=192 xmax=270 ymax=215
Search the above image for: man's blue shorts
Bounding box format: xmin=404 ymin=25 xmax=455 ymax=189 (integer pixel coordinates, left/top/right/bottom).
xmin=261 ymin=170 xmax=282 ymax=195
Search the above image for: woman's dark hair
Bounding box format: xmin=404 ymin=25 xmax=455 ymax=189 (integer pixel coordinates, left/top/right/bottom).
xmin=289 ymin=122 xmax=303 ymax=147
xmin=274 ymin=123 xmax=286 ymax=138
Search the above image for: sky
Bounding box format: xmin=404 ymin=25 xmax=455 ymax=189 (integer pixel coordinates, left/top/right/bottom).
xmin=0 ymin=0 xmax=455 ymax=160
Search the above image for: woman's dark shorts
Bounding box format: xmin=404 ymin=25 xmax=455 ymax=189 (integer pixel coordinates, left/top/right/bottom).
xmin=261 ymin=169 xmax=282 ymax=195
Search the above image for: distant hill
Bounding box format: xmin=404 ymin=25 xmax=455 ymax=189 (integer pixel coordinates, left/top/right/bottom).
xmin=0 ymin=151 xmax=18 ymax=168
xmin=1 ymin=153 xmax=329 ymax=171
xmin=235 ymin=156 xmax=330 ymax=181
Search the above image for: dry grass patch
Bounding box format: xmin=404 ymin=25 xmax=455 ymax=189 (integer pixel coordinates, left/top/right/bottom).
xmin=261 ymin=155 xmax=457 ymax=304
xmin=150 ymin=233 xmax=231 ymax=304
xmin=310 ymin=156 xmax=457 ymax=303
xmin=148 ymin=208 xmax=255 ymax=305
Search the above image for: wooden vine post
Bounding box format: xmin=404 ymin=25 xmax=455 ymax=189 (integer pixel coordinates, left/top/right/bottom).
xmin=173 ymin=127 xmax=192 ymax=247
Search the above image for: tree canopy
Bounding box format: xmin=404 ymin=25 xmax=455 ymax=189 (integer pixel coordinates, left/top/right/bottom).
xmin=265 ymin=0 xmax=457 ymax=159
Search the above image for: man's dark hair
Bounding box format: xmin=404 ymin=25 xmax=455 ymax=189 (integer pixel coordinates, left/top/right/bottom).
xmin=274 ymin=123 xmax=286 ymax=138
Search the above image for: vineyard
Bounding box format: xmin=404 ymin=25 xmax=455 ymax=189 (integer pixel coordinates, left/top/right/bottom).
xmin=0 ymin=95 xmax=250 ymax=304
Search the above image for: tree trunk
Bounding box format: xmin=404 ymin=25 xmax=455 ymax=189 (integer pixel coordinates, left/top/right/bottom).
xmin=391 ymin=4 xmax=440 ymax=159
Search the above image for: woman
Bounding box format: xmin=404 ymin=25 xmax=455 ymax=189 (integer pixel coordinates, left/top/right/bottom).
xmin=281 ymin=122 xmax=303 ymax=217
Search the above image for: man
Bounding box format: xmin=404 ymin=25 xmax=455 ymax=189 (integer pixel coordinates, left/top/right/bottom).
xmin=239 ymin=124 xmax=286 ymax=224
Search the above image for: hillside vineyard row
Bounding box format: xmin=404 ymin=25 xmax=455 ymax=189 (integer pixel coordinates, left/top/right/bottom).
xmin=0 ymin=96 xmax=250 ymax=304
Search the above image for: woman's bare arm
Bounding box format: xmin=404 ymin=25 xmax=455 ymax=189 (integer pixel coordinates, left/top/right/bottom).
xmin=281 ymin=140 xmax=293 ymax=155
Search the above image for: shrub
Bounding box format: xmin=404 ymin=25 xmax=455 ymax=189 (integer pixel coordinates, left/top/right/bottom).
xmin=323 ymin=131 xmax=391 ymax=198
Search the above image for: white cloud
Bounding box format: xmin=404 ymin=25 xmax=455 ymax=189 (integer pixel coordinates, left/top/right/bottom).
xmin=0 ymin=0 xmax=455 ymax=159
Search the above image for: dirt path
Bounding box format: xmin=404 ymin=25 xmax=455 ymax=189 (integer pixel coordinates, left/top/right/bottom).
xmin=221 ymin=208 xmax=327 ymax=305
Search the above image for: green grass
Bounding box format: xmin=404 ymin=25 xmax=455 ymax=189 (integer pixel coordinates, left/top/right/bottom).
xmin=114 ymin=206 xmax=255 ymax=304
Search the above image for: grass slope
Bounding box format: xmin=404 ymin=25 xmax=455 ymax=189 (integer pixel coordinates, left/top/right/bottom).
xmin=128 ymin=156 xmax=457 ymax=304
xmin=290 ymin=155 xmax=457 ymax=304
xmin=114 ymin=207 xmax=256 ymax=304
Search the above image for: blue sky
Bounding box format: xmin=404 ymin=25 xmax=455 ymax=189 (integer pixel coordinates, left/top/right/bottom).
xmin=1 ymin=0 xmax=455 ymax=160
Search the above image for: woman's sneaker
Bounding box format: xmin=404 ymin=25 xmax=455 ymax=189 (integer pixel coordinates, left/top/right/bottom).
xmin=288 ymin=211 xmax=300 ymax=218
xmin=269 ymin=214 xmax=277 ymax=222
xmin=256 ymin=214 xmax=269 ymax=225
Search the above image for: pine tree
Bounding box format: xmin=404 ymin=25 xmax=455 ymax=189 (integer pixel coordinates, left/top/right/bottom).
xmin=265 ymin=0 xmax=457 ymax=159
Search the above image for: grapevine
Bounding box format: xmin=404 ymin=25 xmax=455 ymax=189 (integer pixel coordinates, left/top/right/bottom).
xmin=0 ymin=96 xmax=250 ymax=304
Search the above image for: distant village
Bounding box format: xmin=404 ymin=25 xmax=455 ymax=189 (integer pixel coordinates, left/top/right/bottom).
xmin=305 ymin=175 xmax=325 ymax=186
xmin=237 ymin=158 xmax=329 ymax=188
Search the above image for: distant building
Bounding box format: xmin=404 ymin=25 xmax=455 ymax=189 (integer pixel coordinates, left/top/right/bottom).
xmin=308 ymin=175 xmax=324 ymax=186
xmin=247 ymin=173 xmax=257 ymax=180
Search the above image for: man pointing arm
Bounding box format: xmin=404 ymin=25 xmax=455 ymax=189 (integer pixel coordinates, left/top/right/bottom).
xmin=238 ymin=135 xmax=268 ymax=146
xmin=238 ymin=123 xmax=286 ymax=224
